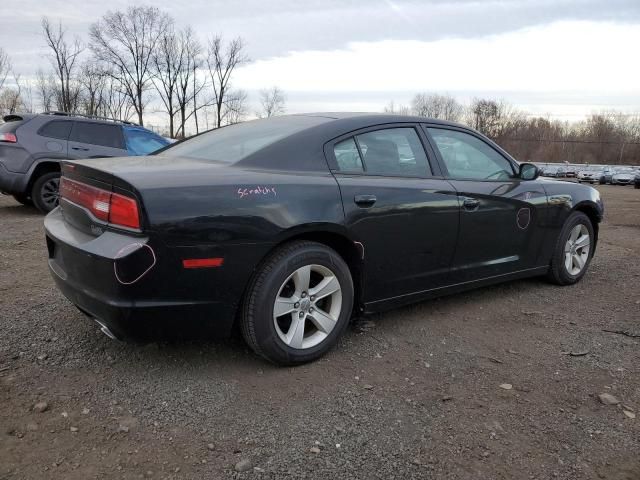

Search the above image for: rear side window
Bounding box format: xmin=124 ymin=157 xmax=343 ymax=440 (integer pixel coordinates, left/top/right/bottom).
xmin=70 ymin=122 xmax=124 ymax=149
xmin=39 ymin=120 xmax=72 ymax=140
xmin=124 ymin=128 xmax=170 ymax=155
xmin=332 ymin=128 xmax=431 ymax=177
xmin=333 ymin=138 xmax=364 ymax=172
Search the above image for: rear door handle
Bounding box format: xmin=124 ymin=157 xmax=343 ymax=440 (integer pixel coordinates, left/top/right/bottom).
xmin=354 ymin=194 xmax=377 ymax=207
xmin=71 ymin=146 xmax=89 ymax=151
xmin=462 ymin=198 xmax=480 ymax=210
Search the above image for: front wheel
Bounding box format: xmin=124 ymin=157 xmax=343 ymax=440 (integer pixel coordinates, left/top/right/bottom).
xmin=240 ymin=241 xmax=354 ymax=365
xmin=547 ymin=211 xmax=594 ymax=285
xmin=31 ymin=172 xmax=60 ymax=213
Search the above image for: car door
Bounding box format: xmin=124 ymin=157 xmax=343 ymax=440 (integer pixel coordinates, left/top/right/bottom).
xmin=425 ymin=125 xmax=548 ymax=282
xmin=68 ymin=121 xmax=128 ymax=159
xmin=326 ymin=124 xmax=460 ymax=303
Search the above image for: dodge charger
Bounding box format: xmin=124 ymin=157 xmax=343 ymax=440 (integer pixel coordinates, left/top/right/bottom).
xmin=44 ymin=113 xmax=604 ymax=365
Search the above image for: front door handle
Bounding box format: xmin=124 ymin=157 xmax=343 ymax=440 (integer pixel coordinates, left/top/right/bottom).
xmin=71 ymin=146 xmax=90 ymax=151
xmin=462 ymin=198 xmax=480 ymax=210
xmin=354 ymin=194 xmax=377 ymax=207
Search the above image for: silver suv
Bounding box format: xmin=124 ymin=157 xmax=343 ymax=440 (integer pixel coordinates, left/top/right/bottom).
xmin=0 ymin=112 xmax=169 ymax=212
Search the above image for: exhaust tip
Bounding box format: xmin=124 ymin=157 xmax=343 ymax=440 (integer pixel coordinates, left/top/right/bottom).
xmin=94 ymin=319 xmax=117 ymax=340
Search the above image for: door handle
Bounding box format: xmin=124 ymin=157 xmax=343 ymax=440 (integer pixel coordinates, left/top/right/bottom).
xmin=462 ymin=198 xmax=480 ymax=210
xmin=71 ymin=146 xmax=89 ymax=151
xmin=354 ymin=194 xmax=377 ymax=207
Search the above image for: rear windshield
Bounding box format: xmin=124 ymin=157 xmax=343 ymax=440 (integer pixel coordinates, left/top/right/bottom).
xmin=160 ymin=116 xmax=330 ymax=163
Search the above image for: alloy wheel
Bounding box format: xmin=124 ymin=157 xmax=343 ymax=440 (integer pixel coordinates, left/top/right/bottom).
xmin=563 ymin=224 xmax=590 ymax=276
xmin=273 ymin=264 xmax=343 ymax=350
xmin=41 ymin=177 xmax=60 ymax=210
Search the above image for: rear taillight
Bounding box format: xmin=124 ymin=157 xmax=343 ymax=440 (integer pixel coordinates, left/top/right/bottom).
xmin=60 ymin=177 xmax=140 ymax=230
xmin=0 ymin=132 xmax=17 ymax=143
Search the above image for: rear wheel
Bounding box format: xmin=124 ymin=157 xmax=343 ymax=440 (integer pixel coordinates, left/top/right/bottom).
xmin=241 ymin=241 xmax=354 ymax=365
xmin=32 ymin=172 xmax=60 ymax=213
xmin=547 ymin=211 xmax=594 ymax=285
xmin=12 ymin=194 xmax=33 ymax=206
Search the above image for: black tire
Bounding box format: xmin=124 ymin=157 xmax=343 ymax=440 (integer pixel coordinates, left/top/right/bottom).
xmin=547 ymin=211 xmax=595 ymax=286
xmin=31 ymin=171 xmax=60 ymax=213
xmin=12 ymin=194 xmax=33 ymax=206
xmin=240 ymin=240 xmax=354 ymax=365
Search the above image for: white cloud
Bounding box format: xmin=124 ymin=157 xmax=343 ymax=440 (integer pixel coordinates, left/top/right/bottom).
xmin=234 ymin=20 xmax=640 ymax=104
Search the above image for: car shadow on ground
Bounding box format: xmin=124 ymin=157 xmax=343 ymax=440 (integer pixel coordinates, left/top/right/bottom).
xmin=71 ymin=275 xmax=552 ymax=373
xmin=0 ymin=202 xmax=41 ymax=217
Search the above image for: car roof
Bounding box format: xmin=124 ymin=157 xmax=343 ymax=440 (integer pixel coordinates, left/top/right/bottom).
xmin=5 ymin=112 xmax=138 ymax=127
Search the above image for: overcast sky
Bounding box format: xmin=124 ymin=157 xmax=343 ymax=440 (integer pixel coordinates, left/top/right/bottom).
xmin=1 ymin=0 xmax=639 ymax=119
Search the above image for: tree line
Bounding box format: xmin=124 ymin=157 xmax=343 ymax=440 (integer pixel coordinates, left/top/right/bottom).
xmin=386 ymin=94 xmax=640 ymax=166
xmin=0 ymin=6 xmax=286 ymax=138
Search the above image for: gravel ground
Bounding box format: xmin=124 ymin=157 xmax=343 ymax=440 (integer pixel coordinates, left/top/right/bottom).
xmin=0 ymin=185 xmax=639 ymax=480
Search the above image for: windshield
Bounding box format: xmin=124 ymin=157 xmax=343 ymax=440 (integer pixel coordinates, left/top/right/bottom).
xmin=124 ymin=127 xmax=170 ymax=156
xmin=160 ymin=116 xmax=331 ymax=163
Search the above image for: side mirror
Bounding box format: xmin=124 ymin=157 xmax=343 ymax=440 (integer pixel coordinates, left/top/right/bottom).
xmin=519 ymin=163 xmax=540 ymax=181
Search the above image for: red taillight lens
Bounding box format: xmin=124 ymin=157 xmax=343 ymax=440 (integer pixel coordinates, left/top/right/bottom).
xmin=0 ymin=132 xmax=17 ymax=143
xmin=60 ymin=177 xmax=140 ymax=229
xmin=109 ymin=192 xmax=140 ymax=229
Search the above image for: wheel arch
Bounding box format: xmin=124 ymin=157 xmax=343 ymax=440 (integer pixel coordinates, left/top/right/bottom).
xmin=241 ymin=226 xmax=366 ymax=319
xmin=572 ymin=201 xmax=600 ymax=246
xmin=26 ymin=159 xmax=61 ymax=194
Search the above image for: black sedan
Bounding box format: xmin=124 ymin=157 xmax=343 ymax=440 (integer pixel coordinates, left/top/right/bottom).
xmin=44 ymin=114 xmax=604 ymax=365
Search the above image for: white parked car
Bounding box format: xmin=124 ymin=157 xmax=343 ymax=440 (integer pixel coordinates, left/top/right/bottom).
xmin=611 ymin=168 xmax=635 ymax=185
xmin=577 ymin=168 xmax=601 ymax=184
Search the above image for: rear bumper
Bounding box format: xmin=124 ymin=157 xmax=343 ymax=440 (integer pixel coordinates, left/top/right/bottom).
xmin=44 ymin=208 xmax=238 ymax=341
xmin=0 ymin=162 xmax=28 ymax=195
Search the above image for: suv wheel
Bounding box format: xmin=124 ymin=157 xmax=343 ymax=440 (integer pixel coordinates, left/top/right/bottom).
xmin=32 ymin=172 xmax=61 ymax=213
xmin=241 ymin=241 xmax=354 ymax=365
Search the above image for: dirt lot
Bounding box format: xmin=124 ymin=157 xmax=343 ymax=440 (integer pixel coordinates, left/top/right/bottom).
xmin=0 ymin=185 xmax=639 ymax=480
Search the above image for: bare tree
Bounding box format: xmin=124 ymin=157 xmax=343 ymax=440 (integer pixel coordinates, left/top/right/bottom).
xmin=100 ymin=75 xmax=135 ymax=122
xmin=223 ymin=89 xmax=248 ymax=125
xmin=257 ymin=86 xmax=286 ymax=118
xmin=78 ymin=63 xmax=107 ymax=116
xmin=174 ymin=27 xmax=209 ymax=137
xmin=89 ymin=6 xmax=172 ymax=125
xmin=35 ymin=69 xmax=56 ymax=112
xmin=41 ymin=17 xmax=83 ymax=112
xmin=0 ymin=47 xmax=10 ymax=92
xmin=152 ymin=27 xmax=182 ymax=137
xmin=383 ymin=100 xmax=411 ymax=116
xmin=411 ymin=93 xmax=463 ymax=122
xmin=0 ymin=73 xmax=25 ymax=115
xmin=206 ymin=36 xmax=249 ymax=128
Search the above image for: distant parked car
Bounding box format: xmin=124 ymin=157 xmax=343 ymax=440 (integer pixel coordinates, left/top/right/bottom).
xmin=635 ymin=171 xmax=640 ymax=189
xmin=564 ymin=166 xmax=577 ymax=178
xmin=542 ymin=166 xmax=564 ymax=178
xmin=599 ymin=167 xmax=614 ymax=184
xmin=0 ymin=112 xmax=170 ymax=212
xmin=611 ymin=168 xmax=635 ymax=185
xmin=577 ymin=168 xmax=601 ymax=184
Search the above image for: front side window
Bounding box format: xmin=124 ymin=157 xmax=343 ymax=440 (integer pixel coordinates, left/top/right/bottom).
xmin=39 ymin=120 xmax=72 ymax=140
xmin=70 ymin=122 xmax=124 ymax=149
xmin=355 ymin=127 xmax=430 ymax=177
xmin=124 ymin=128 xmax=170 ymax=156
xmin=428 ymin=128 xmax=514 ymax=180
